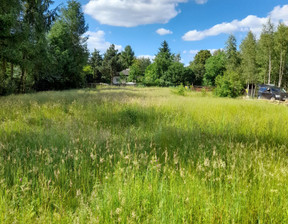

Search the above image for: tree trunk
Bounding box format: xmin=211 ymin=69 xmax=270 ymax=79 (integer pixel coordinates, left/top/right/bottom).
xmin=19 ymin=67 xmax=26 ymax=93
xmin=278 ymin=51 xmax=283 ymax=87
xmin=10 ymin=63 xmax=14 ymax=81
xmin=268 ymin=53 xmax=271 ymax=85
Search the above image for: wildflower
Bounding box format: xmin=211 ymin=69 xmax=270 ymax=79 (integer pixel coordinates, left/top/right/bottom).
xmin=115 ymin=207 xmax=122 ymax=215
xmin=204 ymin=158 xmax=210 ymax=167
xmin=131 ymin=211 xmax=136 ymax=219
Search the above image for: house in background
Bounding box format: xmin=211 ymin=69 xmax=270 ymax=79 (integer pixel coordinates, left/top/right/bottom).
xmin=112 ymin=69 xmax=136 ymax=86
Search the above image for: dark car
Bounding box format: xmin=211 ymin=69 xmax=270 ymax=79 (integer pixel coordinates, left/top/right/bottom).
xmin=258 ymin=84 xmax=288 ymax=101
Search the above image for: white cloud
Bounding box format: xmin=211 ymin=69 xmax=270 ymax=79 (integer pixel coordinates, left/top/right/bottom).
xmin=189 ymin=50 xmax=199 ymax=55
xmin=156 ymin=28 xmax=173 ymax=35
xmin=83 ymin=0 xmax=188 ymax=27
xmin=195 ymin=0 xmax=208 ymax=4
xmin=186 ymin=49 xmax=220 ymax=55
xmin=182 ymin=4 xmax=288 ymax=41
xmin=85 ymin=30 xmax=122 ymax=53
xmin=137 ymin=55 xmax=155 ymax=61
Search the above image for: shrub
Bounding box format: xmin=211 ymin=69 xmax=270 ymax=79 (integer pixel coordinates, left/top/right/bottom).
xmin=214 ymin=70 xmax=243 ymax=98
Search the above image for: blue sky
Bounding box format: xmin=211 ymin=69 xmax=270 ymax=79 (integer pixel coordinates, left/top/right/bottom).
xmin=52 ymin=0 xmax=288 ymax=65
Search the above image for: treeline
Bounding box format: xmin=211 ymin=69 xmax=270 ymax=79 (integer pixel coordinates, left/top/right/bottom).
xmin=1 ymin=0 xmax=288 ymax=97
xmin=84 ymin=20 xmax=288 ymax=98
xmin=86 ymin=41 xmax=194 ymax=86
xmin=0 ymin=0 xmax=88 ymax=95
xmin=201 ymin=20 xmax=288 ymax=97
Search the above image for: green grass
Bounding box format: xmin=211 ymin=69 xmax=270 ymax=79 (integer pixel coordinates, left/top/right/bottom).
xmin=0 ymin=86 xmax=288 ymax=223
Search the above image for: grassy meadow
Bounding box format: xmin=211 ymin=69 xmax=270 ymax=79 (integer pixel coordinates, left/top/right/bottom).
xmin=0 ymin=86 xmax=288 ymax=223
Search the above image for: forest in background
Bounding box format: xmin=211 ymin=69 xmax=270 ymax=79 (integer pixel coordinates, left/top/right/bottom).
xmin=1 ymin=0 xmax=288 ymax=97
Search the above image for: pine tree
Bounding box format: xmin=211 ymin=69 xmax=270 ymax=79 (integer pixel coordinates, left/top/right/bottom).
xmin=90 ymin=49 xmax=103 ymax=82
xmin=225 ymin=35 xmax=240 ymax=71
xmin=120 ymin=45 xmax=135 ymax=69
xmin=257 ymin=18 xmax=274 ymax=84
xmin=240 ymin=31 xmax=258 ymax=97
xmin=102 ymin=44 xmax=122 ymax=84
xmin=274 ymin=23 xmax=288 ymax=87
xmin=48 ymin=0 xmax=88 ymax=89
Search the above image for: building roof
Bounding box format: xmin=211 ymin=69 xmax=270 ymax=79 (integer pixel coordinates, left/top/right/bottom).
xmin=120 ymin=69 xmax=130 ymax=76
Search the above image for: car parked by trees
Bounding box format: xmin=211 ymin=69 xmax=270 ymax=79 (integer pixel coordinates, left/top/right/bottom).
xmin=257 ymin=84 xmax=288 ymax=101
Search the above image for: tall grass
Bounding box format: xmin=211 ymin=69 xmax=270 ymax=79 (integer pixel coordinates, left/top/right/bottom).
xmin=0 ymin=87 xmax=288 ymax=223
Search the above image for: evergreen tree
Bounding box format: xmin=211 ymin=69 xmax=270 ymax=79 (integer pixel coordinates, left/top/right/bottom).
xmin=120 ymin=45 xmax=135 ymax=69
xmin=257 ymin=18 xmax=275 ymax=84
xmin=48 ymin=0 xmax=88 ymax=89
xmin=274 ymin=23 xmax=288 ymax=87
xmin=225 ymin=35 xmax=240 ymax=71
xmin=90 ymin=49 xmax=103 ymax=82
xmin=102 ymin=44 xmax=122 ymax=84
xmin=154 ymin=40 xmax=173 ymax=81
xmin=0 ymin=0 xmax=22 ymax=94
xmin=240 ymin=31 xmax=258 ymax=97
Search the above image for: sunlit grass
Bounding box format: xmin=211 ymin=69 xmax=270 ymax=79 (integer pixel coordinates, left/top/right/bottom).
xmin=0 ymin=87 xmax=288 ymax=223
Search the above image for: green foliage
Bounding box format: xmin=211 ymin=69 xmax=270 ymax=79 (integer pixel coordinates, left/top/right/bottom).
xmin=89 ymin=49 xmax=103 ymax=82
xmin=128 ymin=57 xmax=151 ymax=82
xmin=171 ymin=83 xmax=186 ymax=96
xmin=225 ymin=34 xmax=241 ymax=71
xmin=47 ymin=0 xmax=88 ymax=89
xmin=214 ymin=70 xmax=243 ymax=97
xmin=101 ymin=44 xmax=122 ymax=84
xmin=120 ymin=45 xmax=135 ymax=69
xmin=240 ymin=31 xmax=259 ymax=87
xmin=257 ymin=18 xmax=275 ymax=84
xmin=274 ymin=23 xmax=288 ymax=87
xmin=203 ymin=51 xmax=226 ymax=86
xmin=189 ymin=50 xmax=212 ymax=85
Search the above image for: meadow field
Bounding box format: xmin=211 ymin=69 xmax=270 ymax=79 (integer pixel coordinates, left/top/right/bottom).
xmin=0 ymin=87 xmax=288 ymax=223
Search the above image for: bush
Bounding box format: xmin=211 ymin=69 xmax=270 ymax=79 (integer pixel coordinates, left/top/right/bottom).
xmin=171 ymin=84 xmax=186 ymax=96
xmin=214 ymin=70 xmax=243 ymax=98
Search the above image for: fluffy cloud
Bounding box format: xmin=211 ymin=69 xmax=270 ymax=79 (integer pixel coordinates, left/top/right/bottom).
xmin=182 ymin=4 xmax=288 ymax=41
xmin=83 ymin=0 xmax=188 ymax=27
xmin=137 ymin=55 xmax=155 ymax=61
xmin=186 ymin=49 xmax=218 ymax=55
xmin=156 ymin=28 xmax=173 ymax=35
xmin=85 ymin=30 xmax=122 ymax=52
xmin=195 ymin=0 xmax=208 ymax=4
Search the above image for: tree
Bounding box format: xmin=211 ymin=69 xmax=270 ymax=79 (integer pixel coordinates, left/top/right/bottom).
xmin=120 ymin=45 xmax=135 ymax=69
xmin=274 ymin=23 xmax=288 ymax=87
xmin=89 ymin=49 xmax=103 ymax=82
xmin=240 ymin=31 xmax=258 ymax=97
xmin=203 ymin=50 xmax=226 ymax=86
xmin=189 ymin=50 xmax=211 ymax=85
xmin=48 ymin=0 xmax=88 ymax=89
xmin=143 ymin=63 xmax=158 ymax=86
xmin=0 ymin=0 xmax=22 ymax=94
xmin=154 ymin=40 xmax=173 ymax=80
xmin=18 ymin=0 xmax=57 ymax=92
xmin=102 ymin=44 xmax=122 ymax=84
xmin=225 ymin=35 xmax=240 ymax=71
xmin=257 ymin=18 xmax=275 ymax=84
xmin=128 ymin=57 xmax=151 ymax=82
xmin=214 ymin=70 xmax=243 ymax=98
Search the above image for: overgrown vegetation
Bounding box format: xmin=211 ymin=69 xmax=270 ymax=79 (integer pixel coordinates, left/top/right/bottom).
xmin=0 ymin=87 xmax=288 ymax=223
xmin=1 ymin=1 xmax=288 ymax=97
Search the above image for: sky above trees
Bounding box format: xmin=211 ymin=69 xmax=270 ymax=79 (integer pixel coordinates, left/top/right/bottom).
xmin=52 ymin=0 xmax=288 ymax=65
